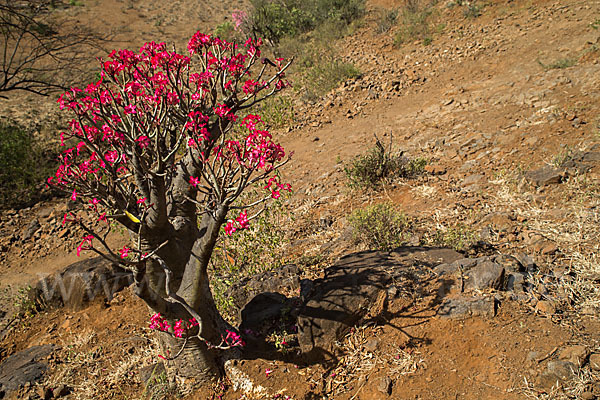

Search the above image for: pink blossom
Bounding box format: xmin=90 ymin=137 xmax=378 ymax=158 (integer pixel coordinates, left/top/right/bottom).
xmin=124 ymin=104 xmax=137 ymax=114
xmin=119 ymin=246 xmax=130 ymax=259
xmin=76 ymin=235 xmax=94 ymax=256
xmin=224 ymin=221 xmax=236 ymax=236
xmin=189 ymin=176 xmax=200 ymax=188
xmin=71 ymin=189 xmax=77 ymax=201
xmin=104 ymin=150 xmax=119 ymax=163
xmin=136 ymin=135 xmax=150 ymax=148
xmin=235 ymin=211 xmax=249 ymax=229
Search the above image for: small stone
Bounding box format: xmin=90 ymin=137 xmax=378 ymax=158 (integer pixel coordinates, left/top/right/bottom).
xmin=364 ymin=339 xmax=379 ymax=352
xmin=581 ymin=391 xmax=595 ymax=400
xmin=465 ymin=261 xmax=505 ymax=290
xmin=589 ymin=353 xmax=600 ymax=371
xmin=540 ymin=242 xmax=559 ymax=255
xmin=559 ymin=345 xmax=589 ymax=367
xmin=424 ymin=164 xmax=446 ymax=175
xmin=546 ymin=360 xmax=576 ymax=380
xmin=36 ymin=386 xmax=52 ymax=400
xmin=438 ymin=296 xmax=495 ymax=319
xmin=515 ymin=253 xmax=535 ymax=271
xmin=525 ymin=166 xmax=562 ymax=186
xmin=463 ymin=174 xmax=485 ymax=186
xmin=535 ymin=300 xmax=556 ymax=314
xmin=527 ymin=351 xmax=540 ymax=362
xmin=377 ymin=376 xmax=392 ymax=395
xmin=53 ymin=384 xmax=69 ymax=398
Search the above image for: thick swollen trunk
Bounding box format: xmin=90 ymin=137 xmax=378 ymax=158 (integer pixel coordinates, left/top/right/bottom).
xmin=135 ymin=205 xmax=233 ymax=382
xmin=157 ymin=287 xmax=227 ymax=383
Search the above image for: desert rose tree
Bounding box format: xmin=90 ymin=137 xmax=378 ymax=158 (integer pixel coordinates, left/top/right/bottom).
xmin=48 ymin=32 xmax=291 ymax=383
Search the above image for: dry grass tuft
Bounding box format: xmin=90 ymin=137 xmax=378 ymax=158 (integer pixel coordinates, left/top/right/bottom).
xmin=44 ymin=330 xmax=161 ymax=399
xmin=326 ymin=326 xmax=424 ymax=397
xmin=520 ymin=365 xmax=599 ymax=399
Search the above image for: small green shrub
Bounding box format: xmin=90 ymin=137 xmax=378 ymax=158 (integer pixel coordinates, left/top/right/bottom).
xmin=426 ymin=223 xmax=477 ymax=252
xmin=302 ymin=59 xmax=361 ymax=101
xmin=376 ymin=8 xmax=398 ymax=34
xmin=214 ymin=21 xmax=237 ymax=42
xmin=254 ymin=96 xmax=295 ymax=129
xmin=249 ymin=0 xmax=365 ymax=44
xmin=0 ymin=123 xmax=56 ymax=209
xmin=394 ymin=2 xmax=433 ymax=46
xmin=538 ymin=58 xmax=576 ymax=70
xmin=463 ymin=2 xmax=482 ymax=18
xmin=344 ymin=138 xmax=426 ymax=190
xmin=210 ymin=199 xmax=291 ymax=320
xmin=348 ymin=203 xmax=410 ymax=251
xmin=552 ymin=146 xmax=575 ymax=168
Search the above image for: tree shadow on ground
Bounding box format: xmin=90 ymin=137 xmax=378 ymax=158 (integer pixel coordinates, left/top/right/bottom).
xmin=237 ymin=246 xmax=463 ymax=367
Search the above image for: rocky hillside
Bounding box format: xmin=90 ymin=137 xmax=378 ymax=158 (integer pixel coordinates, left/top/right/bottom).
xmin=0 ymin=0 xmax=599 ymax=399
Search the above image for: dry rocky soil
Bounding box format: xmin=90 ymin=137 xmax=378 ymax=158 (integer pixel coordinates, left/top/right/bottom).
xmin=1 ymin=0 xmax=600 ymax=399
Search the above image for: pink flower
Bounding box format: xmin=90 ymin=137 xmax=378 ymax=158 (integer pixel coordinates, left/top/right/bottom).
xmin=71 ymin=189 xmax=77 ymax=201
xmin=189 ymin=176 xmax=200 ymax=188
xmin=265 ymin=368 xmax=273 ymax=378
xmin=236 ymin=210 xmax=249 ymax=229
xmin=119 ymin=246 xmax=130 ymax=259
xmin=104 ymin=150 xmax=119 ymax=163
xmin=136 ymin=135 xmax=150 ymax=148
xmin=224 ymin=221 xmax=236 ymax=236
xmin=173 ymin=320 xmax=185 ymax=338
xmin=136 ymin=197 xmax=147 ymax=204
xmin=76 ymin=235 xmax=94 ymax=256
xmin=124 ymin=104 xmax=137 ymax=114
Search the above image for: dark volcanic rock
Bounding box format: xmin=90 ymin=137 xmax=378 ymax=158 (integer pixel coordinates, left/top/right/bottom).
xmin=298 ymin=247 xmax=462 ymax=362
xmin=227 ymin=264 xmax=301 ymax=325
xmin=0 ymin=344 xmax=56 ymax=397
xmin=240 ymin=292 xmax=294 ymax=332
xmin=438 ymin=296 xmax=496 ymax=319
xmin=525 ymin=165 xmax=562 ymax=186
xmin=465 ymin=260 xmax=505 ymax=290
xmin=35 ymin=256 xmax=133 ymax=310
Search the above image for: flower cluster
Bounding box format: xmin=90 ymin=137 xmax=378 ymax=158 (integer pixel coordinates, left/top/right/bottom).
xmin=224 ymin=210 xmax=250 ymax=236
xmin=265 ymin=176 xmax=292 ymax=199
xmin=149 ymin=313 xmax=200 ymax=338
xmin=48 ymin=31 xmax=291 ymax=260
xmin=149 ymin=313 xmax=244 ymax=347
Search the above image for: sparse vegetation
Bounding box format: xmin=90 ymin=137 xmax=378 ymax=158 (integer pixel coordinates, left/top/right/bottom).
xmin=394 ymin=0 xmax=434 ymax=46
xmin=348 ymin=203 xmax=410 ymax=251
xmin=424 ymin=222 xmax=478 ymax=252
xmin=214 ymin=21 xmax=237 ymax=42
xmin=302 ymin=60 xmax=361 ymax=101
xmin=0 ymin=123 xmax=55 ymax=209
xmin=253 ymin=96 xmax=295 ymax=129
xmin=376 ymin=8 xmax=398 ymax=34
xmin=463 ymin=2 xmax=482 ymax=18
xmin=210 ymin=199 xmax=291 ymax=320
xmin=538 ymin=58 xmax=577 ymax=70
xmin=551 ymin=146 xmax=575 ymax=168
xmin=246 ymin=0 xmax=364 ymax=100
xmin=344 ymin=137 xmax=426 ymax=190
xmin=249 ymin=0 xmax=365 ymax=45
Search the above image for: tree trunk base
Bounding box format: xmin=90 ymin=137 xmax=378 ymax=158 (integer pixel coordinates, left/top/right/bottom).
xmin=158 ymin=333 xmax=221 ymax=386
